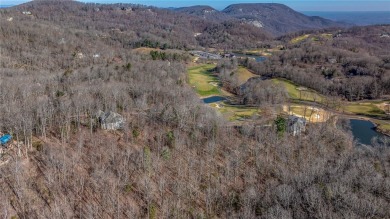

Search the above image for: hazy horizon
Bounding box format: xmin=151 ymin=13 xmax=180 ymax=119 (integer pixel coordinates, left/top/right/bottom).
xmin=1 ymin=0 xmax=389 ymax=11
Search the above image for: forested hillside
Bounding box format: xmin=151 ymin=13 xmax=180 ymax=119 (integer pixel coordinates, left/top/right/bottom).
xmin=0 ymin=0 xmax=270 ymax=51
xmin=0 ymin=1 xmax=389 ymax=218
xmin=176 ymin=3 xmax=346 ymax=36
xmin=242 ymin=25 xmax=390 ymax=100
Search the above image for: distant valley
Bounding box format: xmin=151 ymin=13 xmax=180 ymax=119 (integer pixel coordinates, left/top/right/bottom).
xmin=302 ymin=11 xmax=390 ymax=26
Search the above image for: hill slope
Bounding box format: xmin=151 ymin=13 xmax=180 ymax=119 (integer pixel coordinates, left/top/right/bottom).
xmin=176 ymin=3 xmax=346 ymax=36
xmin=3 ymin=1 xmax=270 ymax=50
xmin=223 ymin=3 xmax=345 ymax=36
xmin=175 ymin=5 xmax=232 ymax=22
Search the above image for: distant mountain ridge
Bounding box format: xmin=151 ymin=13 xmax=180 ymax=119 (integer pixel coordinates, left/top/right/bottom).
xmin=176 ymin=5 xmax=217 ymax=14
xmin=2 ymin=0 xmax=347 ymax=49
xmin=2 ymin=0 xmax=271 ymax=50
xmin=175 ymin=5 xmax=233 ymax=22
xmin=176 ymin=3 xmax=346 ymax=36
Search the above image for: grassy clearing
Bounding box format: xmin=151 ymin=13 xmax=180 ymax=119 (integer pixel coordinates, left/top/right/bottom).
xmin=271 ymin=78 xmax=323 ymax=102
xmin=342 ymin=102 xmax=386 ymax=117
xmin=214 ymin=103 xmax=260 ymax=121
xmin=373 ymin=120 xmax=390 ymax=134
xmin=133 ymin=47 xmax=185 ymax=54
xmin=373 ymin=101 xmax=390 ymax=113
xmin=290 ymin=34 xmax=310 ymax=44
xmin=133 ymin=47 xmax=160 ymax=54
xmin=312 ymin=33 xmax=333 ymax=42
xmin=234 ymin=48 xmax=274 ymax=56
xmin=288 ymin=106 xmax=311 ymax=117
xmin=284 ymin=105 xmax=330 ymax=122
xmin=321 ymin=33 xmax=333 ymax=39
xmin=239 ymin=50 xmax=262 ymax=56
xmin=236 ymin=67 xmax=258 ymax=85
xmin=188 ymin=64 xmax=220 ymax=96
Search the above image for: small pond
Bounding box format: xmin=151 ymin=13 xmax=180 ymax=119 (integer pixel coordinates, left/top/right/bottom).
xmin=350 ymin=119 xmax=389 ymax=146
xmin=233 ymin=53 xmax=267 ymax=62
xmin=202 ymin=96 xmax=226 ymax=104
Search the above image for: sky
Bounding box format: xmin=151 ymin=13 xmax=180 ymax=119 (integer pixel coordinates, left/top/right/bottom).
xmin=1 ymin=0 xmax=390 ymax=11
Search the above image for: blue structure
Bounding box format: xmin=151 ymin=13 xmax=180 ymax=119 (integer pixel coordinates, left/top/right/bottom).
xmin=0 ymin=134 xmax=12 ymax=145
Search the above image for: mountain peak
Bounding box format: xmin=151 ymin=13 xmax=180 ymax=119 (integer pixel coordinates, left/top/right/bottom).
xmin=175 ymin=5 xmax=217 ymax=14
xmin=221 ymin=3 xmax=344 ymax=36
xmin=174 ymin=3 xmax=345 ymax=36
xmin=223 ymin=3 xmax=288 ymax=10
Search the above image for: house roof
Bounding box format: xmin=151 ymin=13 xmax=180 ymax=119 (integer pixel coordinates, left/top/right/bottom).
xmin=97 ymin=110 xmax=124 ymax=124
xmin=288 ymin=115 xmax=306 ymax=125
xmin=0 ymin=134 xmax=12 ymax=145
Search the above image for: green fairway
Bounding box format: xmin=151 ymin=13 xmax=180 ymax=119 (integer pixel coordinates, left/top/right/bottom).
xmin=271 ymin=78 xmax=323 ymax=102
xmin=342 ymin=102 xmax=386 ymax=117
xmin=188 ymin=64 xmax=220 ymax=96
xmin=240 ymin=49 xmax=272 ymax=56
xmin=188 ymin=64 xmax=260 ymax=121
xmin=214 ymin=103 xmax=260 ymax=121
xmin=290 ymin=34 xmax=310 ymax=44
xmin=321 ymin=33 xmax=333 ymax=39
xmin=373 ymin=120 xmax=390 ymax=134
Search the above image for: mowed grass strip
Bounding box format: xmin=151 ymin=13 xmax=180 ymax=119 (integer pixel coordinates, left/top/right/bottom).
xmin=290 ymin=34 xmax=310 ymax=44
xmin=188 ymin=64 xmax=220 ymax=96
xmin=321 ymin=33 xmax=333 ymax=39
xmin=271 ymin=78 xmax=323 ymax=102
